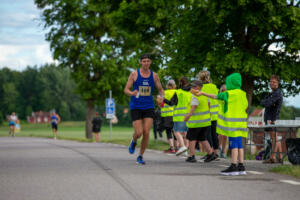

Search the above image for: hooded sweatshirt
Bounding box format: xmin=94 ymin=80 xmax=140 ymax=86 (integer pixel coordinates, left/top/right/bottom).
xmin=217 ymin=73 xmax=242 ymax=113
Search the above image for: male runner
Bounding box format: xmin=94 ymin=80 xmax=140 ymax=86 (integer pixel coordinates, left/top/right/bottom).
xmin=124 ymin=54 xmax=164 ymax=165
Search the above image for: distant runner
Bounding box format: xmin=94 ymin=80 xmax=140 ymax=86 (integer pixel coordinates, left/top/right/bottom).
xmin=124 ymin=53 xmax=164 ymax=165
xmin=51 ymin=111 xmax=61 ymax=140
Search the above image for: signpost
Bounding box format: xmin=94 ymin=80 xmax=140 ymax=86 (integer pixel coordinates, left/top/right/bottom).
xmin=106 ymin=90 xmax=115 ymax=140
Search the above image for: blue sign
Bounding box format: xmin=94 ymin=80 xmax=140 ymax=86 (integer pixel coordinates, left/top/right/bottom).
xmin=105 ymin=98 xmax=115 ymax=119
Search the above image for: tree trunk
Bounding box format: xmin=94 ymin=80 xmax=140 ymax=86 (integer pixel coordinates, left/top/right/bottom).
xmin=241 ymin=74 xmax=254 ymax=114
xmin=85 ymin=100 xmax=95 ymax=139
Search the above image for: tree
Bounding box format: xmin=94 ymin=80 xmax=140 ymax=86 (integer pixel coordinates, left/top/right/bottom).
xmin=35 ymin=0 xmax=130 ymax=138
xmin=164 ymin=0 xmax=300 ymax=108
xmin=110 ymin=0 xmax=300 ymax=107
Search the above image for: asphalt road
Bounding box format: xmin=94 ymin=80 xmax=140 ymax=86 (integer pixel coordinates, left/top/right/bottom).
xmin=0 ymin=137 xmax=299 ymax=200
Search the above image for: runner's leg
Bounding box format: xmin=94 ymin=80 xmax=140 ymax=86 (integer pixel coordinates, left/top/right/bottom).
xmin=139 ymin=118 xmax=153 ymax=156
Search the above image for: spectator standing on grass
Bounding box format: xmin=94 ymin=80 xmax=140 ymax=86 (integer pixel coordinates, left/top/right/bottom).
xmin=51 ymin=111 xmax=61 ymax=140
xmin=8 ymin=112 xmax=18 ymax=137
xmin=198 ymin=70 xmax=220 ymax=159
xmin=124 ymin=53 xmax=164 ymax=165
xmin=199 ymin=73 xmax=248 ymax=175
xmin=153 ymin=107 xmax=163 ymax=140
xmin=261 ymin=75 xmax=283 ymax=164
xmin=92 ymin=112 xmax=102 ymax=142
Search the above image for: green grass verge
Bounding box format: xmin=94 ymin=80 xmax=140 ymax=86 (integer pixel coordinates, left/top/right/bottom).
xmin=0 ymin=121 xmax=170 ymax=151
xmin=270 ymin=165 xmax=300 ymax=179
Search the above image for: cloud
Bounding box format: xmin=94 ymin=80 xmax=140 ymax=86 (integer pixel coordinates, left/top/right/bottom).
xmin=0 ymin=43 xmax=55 ymax=71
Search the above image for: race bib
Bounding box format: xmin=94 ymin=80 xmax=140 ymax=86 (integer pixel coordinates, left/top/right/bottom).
xmin=139 ymin=86 xmax=151 ymax=96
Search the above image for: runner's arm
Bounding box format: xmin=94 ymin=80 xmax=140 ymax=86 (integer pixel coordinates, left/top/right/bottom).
xmin=124 ymin=71 xmax=138 ymax=96
xmin=153 ymin=72 xmax=164 ymax=97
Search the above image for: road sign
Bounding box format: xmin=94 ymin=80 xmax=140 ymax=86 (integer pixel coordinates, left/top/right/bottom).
xmin=105 ymin=98 xmax=115 ymax=119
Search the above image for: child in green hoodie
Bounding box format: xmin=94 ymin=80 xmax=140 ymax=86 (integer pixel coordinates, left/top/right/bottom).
xmin=198 ymin=73 xmax=248 ymax=176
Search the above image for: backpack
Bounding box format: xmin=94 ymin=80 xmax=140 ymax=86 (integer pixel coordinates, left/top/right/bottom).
xmin=286 ymin=138 xmax=300 ymax=165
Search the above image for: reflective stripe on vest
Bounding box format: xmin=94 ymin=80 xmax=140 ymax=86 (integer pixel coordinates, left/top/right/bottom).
xmin=161 ymin=89 xmax=176 ymax=117
xmin=173 ymin=89 xmax=192 ymax=122
xmin=202 ymin=83 xmax=219 ymax=121
xmin=186 ymin=95 xmax=211 ymax=128
xmin=217 ymin=89 xmax=248 ymax=138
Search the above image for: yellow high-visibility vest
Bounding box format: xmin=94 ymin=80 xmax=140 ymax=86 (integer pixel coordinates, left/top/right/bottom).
xmin=217 ymin=89 xmax=248 ymax=138
xmin=173 ymin=89 xmax=192 ymax=122
xmin=161 ymin=89 xmax=176 ymax=117
xmin=202 ymin=83 xmax=219 ymax=121
xmin=186 ymin=95 xmax=211 ymax=128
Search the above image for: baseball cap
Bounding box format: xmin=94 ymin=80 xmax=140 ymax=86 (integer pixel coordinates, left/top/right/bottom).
xmin=190 ymin=80 xmax=203 ymax=87
xmin=140 ymin=53 xmax=152 ymax=60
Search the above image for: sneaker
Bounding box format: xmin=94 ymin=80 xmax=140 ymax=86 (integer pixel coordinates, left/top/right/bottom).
xmin=136 ymin=155 xmax=146 ymax=165
xmin=128 ymin=139 xmax=137 ymax=154
xmin=204 ymin=152 xmax=218 ymax=163
xmin=164 ymin=148 xmax=175 ymax=154
xmin=182 ymin=151 xmax=188 ymax=157
xmin=186 ymin=156 xmax=197 ymax=163
xmin=214 ymin=154 xmax=220 ymax=161
xmin=200 ymin=154 xmax=208 ymax=160
xmin=176 ymin=146 xmax=188 ymax=156
xmin=220 ymin=152 xmax=227 ymax=159
xmin=220 ymin=164 xmax=239 ymax=176
xmin=238 ymin=163 xmax=247 ymax=175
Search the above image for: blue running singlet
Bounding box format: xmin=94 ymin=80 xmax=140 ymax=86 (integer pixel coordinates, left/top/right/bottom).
xmin=130 ymin=69 xmax=155 ymax=110
xmin=51 ymin=115 xmax=58 ymax=125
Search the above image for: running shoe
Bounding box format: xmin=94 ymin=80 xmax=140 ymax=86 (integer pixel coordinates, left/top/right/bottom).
xmin=163 ymin=148 xmax=175 ymax=154
xmin=204 ymin=152 xmax=218 ymax=162
xmin=176 ymin=146 xmax=188 ymax=156
xmin=238 ymin=163 xmax=247 ymax=175
xmin=220 ymin=164 xmax=239 ymax=176
xmin=186 ymin=155 xmax=197 ymax=163
xmin=136 ymin=155 xmax=146 ymax=165
xmin=128 ymin=139 xmax=137 ymax=154
xmin=200 ymin=154 xmax=208 ymax=161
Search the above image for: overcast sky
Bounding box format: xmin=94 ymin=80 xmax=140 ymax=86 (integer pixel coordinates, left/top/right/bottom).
xmin=0 ymin=0 xmax=299 ymax=107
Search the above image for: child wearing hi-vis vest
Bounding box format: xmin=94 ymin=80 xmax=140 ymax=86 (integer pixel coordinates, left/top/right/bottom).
xmin=198 ymin=73 xmax=248 ymax=176
xmin=184 ymin=80 xmax=217 ymax=163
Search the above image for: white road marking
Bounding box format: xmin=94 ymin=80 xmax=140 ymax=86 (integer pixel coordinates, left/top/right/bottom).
xmin=218 ymin=165 xmax=228 ymax=168
xmin=247 ymin=171 xmax=264 ymax=175
xmin=280 ymin=180 xmax=300 ymax=185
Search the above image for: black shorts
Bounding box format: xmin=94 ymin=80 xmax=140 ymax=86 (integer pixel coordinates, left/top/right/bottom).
xmin=93 ymin=127 xmax=101 ymax=133
xmin=52 ymin=123 xmax=58 ymax=130
xmin=187 ymin=127 xmax=209 ymax=141
xmin=130 ymin=109 xmax=154 ymax=122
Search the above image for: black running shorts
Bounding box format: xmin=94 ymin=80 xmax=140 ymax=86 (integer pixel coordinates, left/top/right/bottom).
xmin=130 ymin=109 xmax=154 ymax=122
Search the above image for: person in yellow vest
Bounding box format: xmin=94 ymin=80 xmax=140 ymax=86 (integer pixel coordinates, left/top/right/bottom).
xmin=184 ymin=80 xmax=218 ymax=163
xmin=160 ymin=80 xmax=177 ymax=153
xmin=199 ymin=73 xmax=248 ymax=175
xmin=198 ymin=70 xmax=220 ymax=159
xmin=158 ymin=77 xmax=191 ymax=156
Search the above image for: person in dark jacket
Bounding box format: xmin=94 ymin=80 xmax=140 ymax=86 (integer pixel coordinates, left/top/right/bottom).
xmin=153 ymin=107 xmax=163 ymax=140
xmin=92 ymin=112 xmax=102 ymax=142
xmin=261 ymin=75 xmax=283 ymax=163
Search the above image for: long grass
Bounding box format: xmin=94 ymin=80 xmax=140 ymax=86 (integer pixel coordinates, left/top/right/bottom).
xmin=270 ymin=165 xmax=300 ymax=178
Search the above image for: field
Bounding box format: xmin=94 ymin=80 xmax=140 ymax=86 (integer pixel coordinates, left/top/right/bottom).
xmin=0 ymin=121 xmax=170 ymax=151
